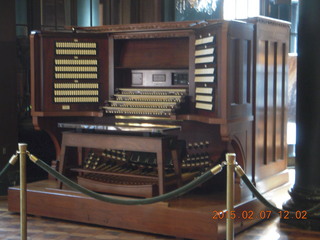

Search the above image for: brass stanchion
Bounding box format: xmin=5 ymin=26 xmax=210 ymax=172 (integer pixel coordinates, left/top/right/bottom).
xmin=18 ymin=143 xmax=27 ymax=240
xmin=226 ymin=153 xmax=236 ymax=240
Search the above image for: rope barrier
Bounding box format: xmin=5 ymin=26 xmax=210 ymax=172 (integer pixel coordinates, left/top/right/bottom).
xmin=0 ymin=162 xmax=12 ymax=180
xmin=0 ymin=154 xmax=19 ymax=180
xmin=2 ymin=149 xmax=320 ymax=214
xmin=26 ymin=151 xmax=320 ymax=213
xmin=234 ymin=164 xmax=320 ymax=216
xmin=3 ymin=145 xmax=320 ymax=240
xmin=27 ymin=152 xmax=224 ymax=205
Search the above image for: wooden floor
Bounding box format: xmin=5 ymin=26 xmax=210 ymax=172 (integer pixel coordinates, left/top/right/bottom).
xmin=1 ymin=199 xmax=320 ymax=240
xmin=1 ymin=169 xmax=320 ymax=240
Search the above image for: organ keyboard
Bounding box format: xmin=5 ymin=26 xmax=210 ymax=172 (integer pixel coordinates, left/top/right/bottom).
xmin=103 ymin=88 xmax=188 ymax=116
xmin=30 ymin=17 xmax=290 ymax=199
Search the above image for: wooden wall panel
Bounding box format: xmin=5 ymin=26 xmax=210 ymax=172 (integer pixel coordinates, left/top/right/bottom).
xmin=265 ymin=40 xmax=275 ymax=165
xmin=250 ymin=18 xmax=290 ymax=186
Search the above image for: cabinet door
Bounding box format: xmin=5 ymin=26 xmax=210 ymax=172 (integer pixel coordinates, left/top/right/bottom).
xmin=252 ymin=19 xmax=289 ymax=188
xmin=30 ymin=31 xmax=109 ymax=116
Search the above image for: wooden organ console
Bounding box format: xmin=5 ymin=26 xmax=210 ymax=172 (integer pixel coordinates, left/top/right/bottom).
xmin=9 ymin=16 xmax=290 ymax=239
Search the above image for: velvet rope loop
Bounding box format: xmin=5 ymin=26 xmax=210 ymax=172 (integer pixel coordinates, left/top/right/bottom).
xmin=3 ymin=150 xmax=318 ymax=214
xmin=235 ymin=164 xmax=320 ymax=217
xmin=27 ymin=152 xmax=221 ymax=205
xmin=0 ymin=153 xmax=19 ymax=180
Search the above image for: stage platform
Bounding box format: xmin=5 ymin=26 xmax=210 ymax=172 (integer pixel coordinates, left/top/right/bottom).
xmin=6 ymin=177 xmax=291 ymax=240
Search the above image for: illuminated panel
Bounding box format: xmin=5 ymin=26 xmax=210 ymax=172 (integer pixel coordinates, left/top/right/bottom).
xmin=194 ymin=32 xmax=216 ymax=112
xmin=54 ymin=83 xmax=99 ymax=89
xmin=55 ymin=41 xmax=97 ymax=55
xmin=55 ymin=59 xmax=98 ymax=65
xmin=54 ymin=66 xmax=98 ymax=72
xmin=55 ymin=42 xmax=97 ymax=48
xmin=54 ymin=90 xmax=99 ymax=96
xmin=195 ymin=48 xmax=214 ymax=56
xmin=195 ymin=36 xmax=214 ymax=45
xmin=54 ymin=73 xmax=98 ymax=79
xmin=55 ymin=49 xmax=97 ymax=55
xmin=195 ymin=56 xmax=214 ymax=64
xmin=53 ymin=40 xmax=100 ymax=105
xmin=195 ymin=95 xmax=213 ymax=102
xmin=195 ymin=76 xmax=214 ymax=83
xmin=195 ymin=102 xmax=213 ymax=111
xmin=195 ymin=68 xmax=215 ymax=75
xmin=54 ymin=97 xmax=99 ymax=103
xmin=196 ymin=87 xmax=213 ymax=94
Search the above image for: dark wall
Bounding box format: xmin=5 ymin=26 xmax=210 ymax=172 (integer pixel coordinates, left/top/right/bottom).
xmin=0 ymin=0 xmax=18 ymax=194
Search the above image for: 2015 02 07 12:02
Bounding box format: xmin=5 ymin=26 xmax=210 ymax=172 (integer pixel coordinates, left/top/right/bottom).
xmin=212 ymin=210 xmax=308 ymax=220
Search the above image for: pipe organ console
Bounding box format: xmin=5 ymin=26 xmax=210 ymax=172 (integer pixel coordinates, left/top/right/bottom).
xmin=30 ymin=17 xmax=290 ymax=200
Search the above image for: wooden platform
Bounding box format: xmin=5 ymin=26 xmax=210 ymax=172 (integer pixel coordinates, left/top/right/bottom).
xmin=5 ymin=179 xmax=288 ymax=240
